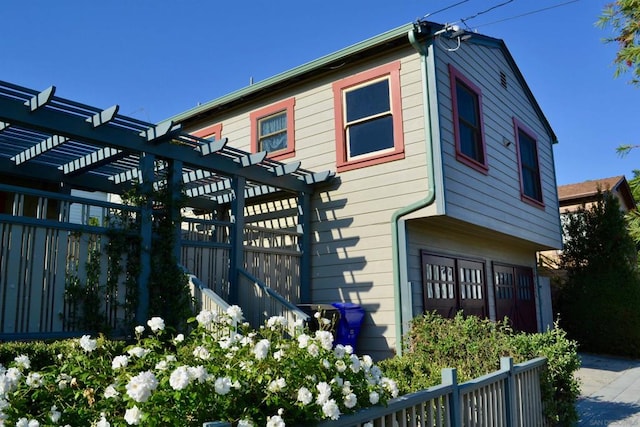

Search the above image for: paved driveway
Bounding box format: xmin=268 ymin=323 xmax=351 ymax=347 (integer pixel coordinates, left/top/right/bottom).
xmin=576 ymin=353 xmax=640 ymax=426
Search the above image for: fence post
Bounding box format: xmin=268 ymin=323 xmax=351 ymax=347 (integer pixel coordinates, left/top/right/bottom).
xmin=442 ymin=368 xmax=460 ymax=427
xmin=501 ymin=356 xmax=517 ymax=427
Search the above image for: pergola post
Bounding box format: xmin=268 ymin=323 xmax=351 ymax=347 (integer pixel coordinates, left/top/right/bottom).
xmin=229 ymin=175 xmax=246 ymax=305
xmin=298 ymin=192 xmax=312 ymax=303
xmin=136 ymin=153 xmax=155 ymax=325
xmin=168 ymin=159 xmax=183 ymax=262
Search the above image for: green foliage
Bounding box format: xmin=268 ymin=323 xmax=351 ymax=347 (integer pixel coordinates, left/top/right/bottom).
xmin=0 ymin=309 xmax=398 ymax=426
xmin=556 ymin=190 xmax=640 ymax=357
xmin=379 ymin=312 xmax=581 ymax=425
xmin=598 ymin=0 xmax=640 ymax=85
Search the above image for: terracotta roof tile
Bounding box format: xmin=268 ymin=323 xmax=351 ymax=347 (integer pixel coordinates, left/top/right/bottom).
xmin=557 ymin=176 xmax=625 ymax=201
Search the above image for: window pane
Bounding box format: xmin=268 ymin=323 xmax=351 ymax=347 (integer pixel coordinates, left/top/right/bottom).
xmin=260 ymin=112 xmax=286 ymax=136
xmin=459 ymin=123 xmax=481 ymax=160
xmin=347 ymin=115 xmax=393 ymax=157
xmin=518 ymin=130 xmax=541 ymax=200
xmin=518 ymin=131 xmax=536 ymax=166
xmin=260 ymin=132 xmax=287 ymax=152
xmin=456 ymin=83 xmax=478 ymax=126
xmin=345 ymin=79 xmax=390 ymax=123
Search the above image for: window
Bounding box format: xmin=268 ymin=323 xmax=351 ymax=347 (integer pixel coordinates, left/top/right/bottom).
xmin=421 ymin=252 xmax=487 ymax=319
xmin=250 ymin=98 xmax=295 ymax=161
xmin=513 ymin=118 xmax=543 ymax=205
xmin=449 ymin=64 xmax=487 ymax=173
xmin=332 ymin=61 xmax=404 ymax=172
xmin=191 ymin=123 xmax=222 ymax=141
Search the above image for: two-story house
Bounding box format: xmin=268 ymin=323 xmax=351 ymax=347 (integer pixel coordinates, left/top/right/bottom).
xmin=170 ymin=20 xmax=562 ymax=358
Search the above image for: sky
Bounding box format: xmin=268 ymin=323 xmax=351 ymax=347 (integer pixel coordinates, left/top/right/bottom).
xmin=2 ymin=0 xmax=639 ymax=186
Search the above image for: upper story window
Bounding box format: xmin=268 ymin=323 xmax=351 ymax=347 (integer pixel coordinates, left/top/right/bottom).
xmin=332 ymin=61 xmax=404 ymax=172
xmin=250 ymin=98 xmax=295 ymax=161
xmin=514 ymin=118 xmax=543 ymax=206
xmin=191 ymin=123 xmax=222 ymax=141
xmin=449 ymin=64 xmax=487 ymax=173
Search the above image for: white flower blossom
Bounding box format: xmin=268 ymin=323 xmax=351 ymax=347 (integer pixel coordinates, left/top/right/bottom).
xmin=315 ymin=330 xmax=334 ymax=351
xmin=169 ymin=366 xmax=191 ymax=391
xmin=14 ymin=355 xmax=30 ymax=370
xmin=125 ymin=371 xmax=158 ymax=402
xmin=214 ymin=377 xmax=232 ymax=395
xmin=193 ymin=345 xmax=211 ymax=360
xmin=49 ymin=405 xmax=61 ymax=423
xmin=104 ymin=384 xmax=119 ymax=399
xmin=124 ymin=405 xmax=143 ymax=425
xmin=253 ymin=339 xmax=270 ymax=360
xmin=266 ymin=316 xmax=287 ymax=329
xmin=96 ymin=412 xmax=110 ymax=427
xmin=349 ymin=355 xmax=361 ymax=373
xmin=316 ymin=381 xmax=332 ymax=405
xmin=26 ymin=372 xmax=44 ymax=388
xmin=382 ymin=377 xmax=399 ymax=398
xmin=267 ymin=377 xmax=286 ymax=393
xmin=79 ymin=335 xmax=97 ymax=352
xmin=146 ymin=317 xmax=165 ymax=332
xmin=297 ymin=387 xmax=313 ymax=405
xmin=195 ymin=309 xmax=216 ymax=327
xmin=344 ymin=392 xmax=357 ymax=408
xmin=16 ymin=418 xmax=39 ymax=427
xmin=174 ymin=333 xmax=184 ymax=343
xmin=334 ymin=344 xmax=346 ymax=359
xmin=188 ymin=365 xmax=209 ymax=383
xmin=297 ymin=334 xmax=310 ymax=349
xmin=369 ymin=391 xmax=380 ymax=405
xmin=134 ymin=325 xmax=145 ymax=335
xmin=266 ymin=414 xmax=285 ymax=427
xmin=111 ymin=355 xmax=129 ymax=370
xmin=322 ymin=399 xmax=341 ymax=420
xmin=307 ymin=343 xmax=319 ymax=357
xmin=335 ymin=359 xmax=347 ymax=373
xmin=127 ymin=347 xmax=150 ymax=358
xmin=226 ymin=305 xmax=243 ymax=324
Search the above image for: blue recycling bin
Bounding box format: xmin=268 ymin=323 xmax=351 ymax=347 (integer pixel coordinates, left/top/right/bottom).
xmin=331 ymin=302 xmax=365 ymax=351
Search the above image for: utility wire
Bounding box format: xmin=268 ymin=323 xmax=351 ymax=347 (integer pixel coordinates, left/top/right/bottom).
xmin=472 ymin=0 xmax=580 ymax=29
xmin=460 ymin=0 xmax=515 ymax=28
xmin=423 ymin=0 xmax=471 ymax=18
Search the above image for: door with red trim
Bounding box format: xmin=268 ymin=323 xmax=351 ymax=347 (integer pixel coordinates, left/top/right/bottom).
xmin=493 ymin=263 xmax=537 ymax=333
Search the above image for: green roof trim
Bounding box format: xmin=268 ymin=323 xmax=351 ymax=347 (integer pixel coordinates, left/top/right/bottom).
xmin=168 ymin=22 xmax=416 ymax=124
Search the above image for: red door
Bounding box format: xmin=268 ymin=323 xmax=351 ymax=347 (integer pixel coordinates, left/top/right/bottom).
xmin=493 ymin=263 xmax=537 ymax=333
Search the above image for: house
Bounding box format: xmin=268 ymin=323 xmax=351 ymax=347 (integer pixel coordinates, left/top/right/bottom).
xmin=538 ymin=175 xmax=637 ymax=273
xmin=557 ymin=175 xmax=636 ymax=214
xmin=170 ymin=20 xmax=562 ymax=359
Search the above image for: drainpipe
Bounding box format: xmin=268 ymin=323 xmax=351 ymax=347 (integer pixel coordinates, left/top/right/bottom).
xmin=391 ymin=28 xmax=438 ymax=356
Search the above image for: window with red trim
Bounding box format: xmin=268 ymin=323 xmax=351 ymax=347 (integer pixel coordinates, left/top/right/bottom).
xmin=449 ymin=64 xmax=488 ymax=173
xmin=513 ymin=118 xmax=543 ymax=205
xmin=191 ymin=123 xmax=222 ymax=141
xmin=250 ymin=98 xmax=295 ymax=161
xmin=332 ymin=61 xmax=404 ymax=172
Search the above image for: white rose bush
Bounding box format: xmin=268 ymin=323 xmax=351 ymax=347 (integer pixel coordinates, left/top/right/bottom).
xmin=0 ymin=306 xmax=398 ymax=426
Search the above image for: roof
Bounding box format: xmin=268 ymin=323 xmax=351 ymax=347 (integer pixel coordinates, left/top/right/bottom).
xmin=168 ymin=20 xmax=557 ymax=144
xmin=558 ymin=176 xmax=636 ymax=210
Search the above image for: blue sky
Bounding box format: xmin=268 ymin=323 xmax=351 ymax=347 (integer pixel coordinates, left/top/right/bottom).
xmin=2 ymin=0 xmax=638 ymax=185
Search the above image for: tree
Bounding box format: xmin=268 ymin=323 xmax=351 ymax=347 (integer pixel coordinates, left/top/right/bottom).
xmin=625 ymin=170 xmax=640 ymax=243
xmin=598 ymin=0 xmax=640 ymax=85
xmin=556 ymin=190 xmax=640 ymax=357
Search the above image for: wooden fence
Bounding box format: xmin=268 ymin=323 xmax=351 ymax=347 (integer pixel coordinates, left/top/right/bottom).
xmin=204 ymin=357 xmax=548 ymax=427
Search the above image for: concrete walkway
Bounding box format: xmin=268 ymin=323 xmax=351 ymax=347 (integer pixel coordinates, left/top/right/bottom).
xmin=576 ymin=353 xmax=640 ymax=426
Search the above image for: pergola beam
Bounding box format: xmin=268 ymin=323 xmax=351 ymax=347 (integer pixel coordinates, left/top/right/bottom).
xmin=24 ymin=86 xmax=55 ymax=111
xmin=11 ymin=134 xmax=68 ymax=165
xmin=86 ymin=105 xmax=119 ymax=128
xmin=62 ymin=146 xmax=126 ymax=175
xmin=0 ymin=94 xmax=318 ymax=193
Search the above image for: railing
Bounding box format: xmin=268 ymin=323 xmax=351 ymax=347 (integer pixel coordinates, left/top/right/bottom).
xmin=314 ymin=357 xmax=548 ymax=427
xmin=186 ymin=272 xmax=230 ymax=317
xmin=237 ymin=268 xmax=309 ymax=335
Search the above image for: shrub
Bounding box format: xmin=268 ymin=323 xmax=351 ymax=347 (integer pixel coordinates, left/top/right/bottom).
xmin=0 ymin=307 xmax=398 ymax=426
xmin=379 ymin=312 xmax=580 ymax=426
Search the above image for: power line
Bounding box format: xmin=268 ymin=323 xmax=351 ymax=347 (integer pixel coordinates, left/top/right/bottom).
xmin=423 ymin=0 xmax=471 ymax=18
xmin=460 ymin=0 xmax=515 ymax=28
xmin=472 ymin=0 xmax=581 ymax=29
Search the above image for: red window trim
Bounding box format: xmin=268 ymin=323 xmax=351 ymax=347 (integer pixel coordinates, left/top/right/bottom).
xmin=250 ymin=98 xmax=296 ymax=161
xmin=191 ymin=123 xmax=223 ymax=140
xmin=513 ymin=117 xmax=545 ymax=208
xmin=448 ymin=64 xmax=488 ymax=175
xmin=332 ymin=61 xmax=404 ymax=173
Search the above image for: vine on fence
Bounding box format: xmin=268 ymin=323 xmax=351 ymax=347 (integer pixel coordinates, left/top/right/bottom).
xmin=64 ymin=178 xmax=192 ymax=335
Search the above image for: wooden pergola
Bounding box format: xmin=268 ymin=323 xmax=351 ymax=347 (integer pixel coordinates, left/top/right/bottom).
xmin=0 ymin=80 xmax=333 ymax=333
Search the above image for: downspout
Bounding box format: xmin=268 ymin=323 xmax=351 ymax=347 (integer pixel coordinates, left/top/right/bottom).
xmin=391 ymin=28 xmax=438 ymax=356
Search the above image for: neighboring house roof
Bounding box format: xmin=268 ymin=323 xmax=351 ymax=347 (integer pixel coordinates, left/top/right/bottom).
xmin=557 ymin=176 xmax=636 ymax=211
xmin=167 ymin=20 xmax=557 ymax=145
